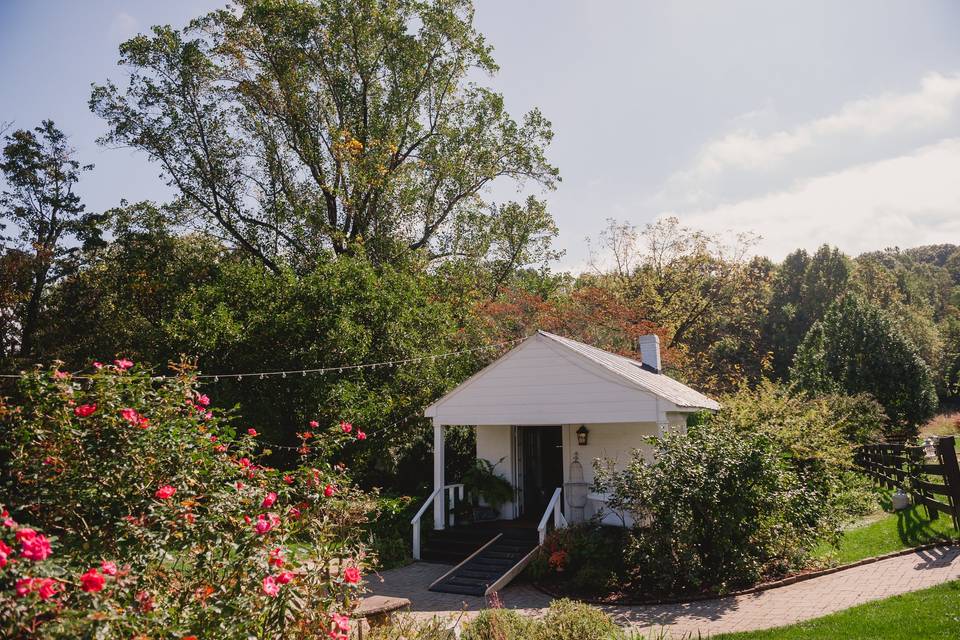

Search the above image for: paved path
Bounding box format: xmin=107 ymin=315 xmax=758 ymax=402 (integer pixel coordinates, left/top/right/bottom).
xmin=366 ymin=545 xmax=960 ymax=637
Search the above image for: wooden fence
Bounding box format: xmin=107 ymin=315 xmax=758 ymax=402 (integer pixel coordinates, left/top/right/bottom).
xmin=854 ymin=435 xmax=960 ymax=530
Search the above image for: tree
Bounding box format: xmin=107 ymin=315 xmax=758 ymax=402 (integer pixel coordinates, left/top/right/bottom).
xmin=90 ymin=0 xmax=558 ymax=272
xmin=765 ymin=245 xmax=851 ymax=378
xmin=791 ymin=294 xmax=938 ymax=432
xmin=0 ymin=120 xmax=101 ymax=357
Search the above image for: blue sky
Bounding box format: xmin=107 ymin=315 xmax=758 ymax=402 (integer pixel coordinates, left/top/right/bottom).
xmin=2 ymin=1 xmax=960 ymax=269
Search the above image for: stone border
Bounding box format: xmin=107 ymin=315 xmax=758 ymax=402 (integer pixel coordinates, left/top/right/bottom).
xmin=533 ymin=538 xmax=960 ymax=606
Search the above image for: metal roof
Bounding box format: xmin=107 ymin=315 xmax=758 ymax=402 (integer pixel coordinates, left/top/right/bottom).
xmin=536 ymin=330 xmax=721 ymax=411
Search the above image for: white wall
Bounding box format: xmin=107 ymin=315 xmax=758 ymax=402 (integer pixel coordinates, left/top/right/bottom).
xmin=474 ymin=425 xmax=516 ymax=519
xmin=429 ymin=338 xmax=661 ymax=425
xmin=474 ymin=421 xmax=673 ymax=523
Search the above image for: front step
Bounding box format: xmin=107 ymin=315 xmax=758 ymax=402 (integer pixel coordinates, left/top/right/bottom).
xmin=428 ymin=533 xmax=539 ymax=596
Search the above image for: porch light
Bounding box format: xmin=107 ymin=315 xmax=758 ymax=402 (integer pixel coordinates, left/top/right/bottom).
xmin=576 ymin=425 xmax=589 ymax=446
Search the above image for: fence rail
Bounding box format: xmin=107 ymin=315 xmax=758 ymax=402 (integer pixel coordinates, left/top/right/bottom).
xmin=854 ymin=435 xmax=960 ymax=530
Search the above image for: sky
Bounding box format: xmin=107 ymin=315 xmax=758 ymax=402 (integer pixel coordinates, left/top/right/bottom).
xmin=1 ymin=0 xmax=959 ymax=271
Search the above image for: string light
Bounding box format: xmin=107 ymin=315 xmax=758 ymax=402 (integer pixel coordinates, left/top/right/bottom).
xmin=0 ymin=338 xmax=524 ymax=381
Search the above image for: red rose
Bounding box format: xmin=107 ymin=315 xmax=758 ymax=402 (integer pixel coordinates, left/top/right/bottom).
xmin=74 ymin=404 xmax=97 ymax=418
xmin=80 ymin=568 xmax=105 ymax=593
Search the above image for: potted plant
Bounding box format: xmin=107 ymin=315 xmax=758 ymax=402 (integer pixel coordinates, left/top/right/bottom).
xmin=462 ymin=458 xmax=514 ymax=521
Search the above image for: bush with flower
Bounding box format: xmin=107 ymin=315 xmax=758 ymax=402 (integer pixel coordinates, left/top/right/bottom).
xmin=0 ymin=361 xmax=375 ymax=638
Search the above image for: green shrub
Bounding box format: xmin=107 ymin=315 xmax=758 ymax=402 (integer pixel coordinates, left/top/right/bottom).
xmin=461 ymin=607 xmax=536 ymax=640
xmin=536 ymin=598 xmax=625 ymax=640
xmin=367 ymin=494 xmax=415 ymax=570
xmin=528 ymin=524 xmax=628 ymax=595
xmin=596 ymin=421 xmax=845 ymax=596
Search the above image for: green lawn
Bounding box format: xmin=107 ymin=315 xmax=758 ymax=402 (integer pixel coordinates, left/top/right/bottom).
xmin=815 ymin=498 xmax=959 ymax=565
xmin=714 ymin=580 xmax=960 ymax=639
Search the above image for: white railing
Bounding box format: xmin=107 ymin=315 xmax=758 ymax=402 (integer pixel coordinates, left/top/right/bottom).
xmin=537 ymin=487 xmax=567 ymax=545
xmin=411 ymin=483 xmax=464 ymax=561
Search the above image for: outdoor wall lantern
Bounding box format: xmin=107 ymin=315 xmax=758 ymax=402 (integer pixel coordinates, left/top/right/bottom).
xmin=576 ymin=425 xmax=589 ymax=446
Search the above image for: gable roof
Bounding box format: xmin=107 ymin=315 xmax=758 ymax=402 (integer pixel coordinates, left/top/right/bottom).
xmin=535 ymin=331 xmax=720 ymax=411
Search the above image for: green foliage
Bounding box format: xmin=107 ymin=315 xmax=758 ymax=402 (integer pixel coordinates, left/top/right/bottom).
xmin=765 ymin=245 xmax=852 ymax=379
xmin=461 ymin=607 xmax=537 ymax=640
xmin=537 ymin=599 xmax=626 ymax=640
xmin=528 ymin=524 xmax=628 ymax=596
xmin=90 ymin=0 xmax=558 ymax=271
xmin=595 ymin=417 xmax=858 ymax=596
xmin=36 ymin=243 xmax=480 ymax=492
xmin=366 ymin=494 xmax=415 ymax=570
xmin=459 ymin=599 xmax=625 ymax=640
xmin=462 ymin=458 xmax=514 ymax=510
xmin=791 ymin=294 xmax=938 ymax=431
xmin=0 ymin=362 xmax=371 ymax=638
xmin=0 ymin=120 xmax=103 ymax=358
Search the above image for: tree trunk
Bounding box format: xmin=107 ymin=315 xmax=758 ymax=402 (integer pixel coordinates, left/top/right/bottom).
xmin=19 ymin=263 xmax=48 ymax=358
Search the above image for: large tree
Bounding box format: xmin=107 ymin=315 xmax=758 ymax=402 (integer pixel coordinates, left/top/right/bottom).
xmin=0 ymin=121 xmax=101 ymax=357
xmin=765 ymin=245 xmax=851 ymax=379
xmin=90 ymin=0 xmax=558 ymax=273
xmin=791 ymin=294 xmax=938 ymax=432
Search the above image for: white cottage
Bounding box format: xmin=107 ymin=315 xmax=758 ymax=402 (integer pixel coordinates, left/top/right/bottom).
xmin=413 ymin=331 xmax=719 ymax=594
xmin=420 ymin=330 xmax=718 ymax=529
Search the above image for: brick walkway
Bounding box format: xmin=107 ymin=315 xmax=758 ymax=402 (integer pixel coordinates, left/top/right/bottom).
xmin=366 ymin=545 xmax=960 ymax=637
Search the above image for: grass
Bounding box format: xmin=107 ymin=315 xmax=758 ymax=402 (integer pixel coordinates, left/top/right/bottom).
xmin=714 ymin=580 xmax=960 ymax=639
xmin=814 ymin=492 xmax=959 ymax=565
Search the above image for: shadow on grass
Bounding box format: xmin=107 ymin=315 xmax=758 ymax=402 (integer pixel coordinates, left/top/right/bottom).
xmin=896 ymin=506 xmax=950 ymax=547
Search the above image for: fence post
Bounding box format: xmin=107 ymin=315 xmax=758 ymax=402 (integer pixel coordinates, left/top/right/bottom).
xmin=936 ymin=436 xmax=960 ymax=531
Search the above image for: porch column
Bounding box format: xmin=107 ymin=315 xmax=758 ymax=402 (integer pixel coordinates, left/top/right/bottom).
xmin=433 ymin=422 xmax=445 ymax=530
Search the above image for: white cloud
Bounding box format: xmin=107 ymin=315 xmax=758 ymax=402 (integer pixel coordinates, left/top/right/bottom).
xmin=668 ymin=138 xmax=960 ymax=260
xmin=692 ymin=72 xmax=960 ymax=175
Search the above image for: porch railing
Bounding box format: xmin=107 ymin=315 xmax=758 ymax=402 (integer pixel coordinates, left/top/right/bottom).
xmin=411 ymin=483 xmax=464 ymax=561
xmin=537 ymin=487 xmax=567 ymax=545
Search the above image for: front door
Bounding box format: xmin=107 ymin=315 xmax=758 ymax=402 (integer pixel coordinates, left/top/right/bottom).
xmin=516 ymin=426 xmax=563 ymax=520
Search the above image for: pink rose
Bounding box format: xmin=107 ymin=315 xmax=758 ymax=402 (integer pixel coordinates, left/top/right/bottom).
xmin=196 ymin=393 xmax=210 ymax=407
xmin=92 ymin=361 xmax=103 ymax=369
xmin=20 ymin=534 xmax=52 ymax=561
xmin=15 ymin=528 xmax=36 ymax=542
xmin=120 ymin=408 xmax=147 ymax=427
xmin=343 ymin=566 xmax=361 ymax=584
xmin=37 ymin=578 xmax=57 ymax=600
xmin=0 ymin=540 xmax=12 ymax=568
xmin=74 ymin=404 xmax=97 ymax=418
xmin=262 ymin=575 xmax=280 ymax=597
xmin=339 ymin=421 xmax=352 ymax=434
xmin=261 ymin=492 xmax=277 ymax=509
xmin=214 ymin=444 xmax=227 ymax=453
xmin=356 ymin=431 xmax=367 ymax=441
xmin=154 ymin=485 xmax=177 ymax=500
xmin=53 ymin=370 xmax=69 ymax=380
xmin=254 ymin=514 xmax=277 ymax=535
xmin=114 ymin=358 xmax=133 ymax=370
xmin=324 ymin=484 xmax=335 ymax=498
xmin=80 ymin=568 xmax=105 ymax=593
xmin=329 ymin=613 xmax=350 ymax=640
xmin=268 ymin=547 xmax=284 ymax=567
xmin=101 ymin=561 xmax=117 ymax=576
xmin=309 ymin=420 xmax=319 ymax=428
xmin=247 ymin=428 xmax=258 ymax=437
xmin=210 ymin=435 xmax=217 ymax=442
xmin=276 ymin=570 xmax=294 ymax=584
xmin=15 ymin=578 xmax=34 ymax=598
xmin=287 ymin=506 xmax=302 ymax=520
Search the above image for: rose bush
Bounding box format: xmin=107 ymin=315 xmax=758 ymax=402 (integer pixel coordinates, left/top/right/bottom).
xmin=0 ymin=361 xmax=374 ymax=638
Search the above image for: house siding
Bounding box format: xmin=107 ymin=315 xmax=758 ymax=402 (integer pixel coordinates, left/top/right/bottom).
xmin=429 ymin=338 xmax=661 ymax=426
